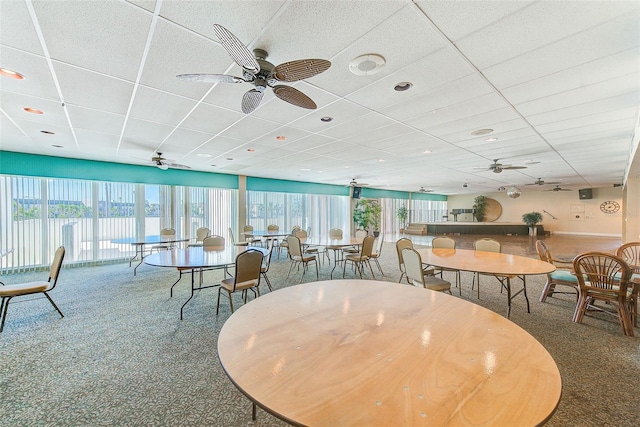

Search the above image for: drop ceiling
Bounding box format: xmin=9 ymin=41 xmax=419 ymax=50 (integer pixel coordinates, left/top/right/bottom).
xmin=1 ymin=0 xmax=638 ymax=195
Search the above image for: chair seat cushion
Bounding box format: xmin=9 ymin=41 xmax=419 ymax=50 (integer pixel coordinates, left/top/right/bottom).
xmin=550 ymin=270 xmax=579 ymax=282
xmin=220 ymin=278 xmax=258 ymax=291
xmin=0 ymin=281 xmax=49 ymax=296
xmin=293 ymin=255 xmax=316 ymax=262
xmin=345 ymin=254 xmax=368 ymax=262
xmin=423 ymin=276 xmax=451 ymax=292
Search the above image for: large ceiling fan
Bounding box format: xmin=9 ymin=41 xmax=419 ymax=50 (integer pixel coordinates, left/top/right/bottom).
xmin=348 ymin=178 xmax=369 ymax=187
xmin=526 ymin=178 xmax=561 ymax=186
xmin=177 ymin=24 xmax=331 ymax=114
xmin=545 ymin=185 xmax=572 ymax=192
xmin=475 ymin=159 xmax=528 ymax=174
xmin=418 ymin=187 xmax=433 ymax=193
xmin=149 ymin=153 xmax=190 ymax=170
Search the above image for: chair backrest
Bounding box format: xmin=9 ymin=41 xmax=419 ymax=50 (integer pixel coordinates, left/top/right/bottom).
xmin=287 ymin=235 xmax=303 ymax=258
xmin=573 ymin=252 xmax=631 ymax=295
xmin=294 ymin=229 xmax=308 ymax=239
xmin=291 ymin=225 xmax=302 ymax=233
xmin=203 ymin=235 xmax=225 ymax=248
xmin=474 ymin=238 xmax=501 ymax=253
xmin=267 ymin=224 xmax=279 ymax=232
xmin=535 ymin=240 xmax=552 ymax=263
xmin=329 ymin=228 xmax=343 ymax=239
xmin=373 ymin=234 xmax=384 ymax=255
xmin=262 ymin=238 xmax=275 ymax=272
xmin=48 ymin=246 xmax=66 ymax=287
xmin=432 ymin=236 xmax=455 ymax=249
xmin=402 ymin=247 xmax=424 ymax=288
xmin=306 ymin=226 xmax=312 ymax=237
xmin=233 ymin=250 xmax=263 ymax=289
xmin=195 ymin=227 xmax=210 ymax=242
xmin=396 ymin=238 xmax=413 ymax=267
xmin=243 ymin=225 xmax=254 ymax=232
xmin=360 ymin=235 xmax=375 ymax=257
xmin=160 ymin=228 xmax=175 ymax=237
xmin=355 ymin=229 xmax=368 ymax=239
xmin=616 ymin=242 xmax=640 ymax=271
xmin=228 ymin=227 xmax=238 ymax=244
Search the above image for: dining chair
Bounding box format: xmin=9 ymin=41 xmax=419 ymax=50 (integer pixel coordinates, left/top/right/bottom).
xmin=402 ymin=247 xmax=452 ymax=294
xmin=216 ymin=249 xmax=263 ymax=315
xmin=326 ymin=228 xmax=344 ymax=264
xmin=395 ymin=238 xmax=434 ymax=284
xmin=0 ymin=246 xmax=65 ymax=332
xmin=572 ymin=252 xmax=634 ymax=336
xmin=343 ymin=235 xmax=376 ymax=279
xmin=188 ymin=227 xmax=210 ymax=247
xmin=369 ymin=234 xmax=385 ymax=276
xmin=536 ymin=240 xmax=579 ymax=303
xmin=228 ymin=227 xmax=249 ymax=247
xmin=151 ymin=228 xmax=176 ymax=252
xmin=260 ymin=238 xmax=275 ymax=292
xmin=277 ymin=225 xmax=300 ymax=259
xmin=343 ymin=229 xmax=367 ymax=256
xmin=286 ymin=235 xmax=318 ymax=283
xmin=472 ymin=238 xmax=517 ymax=299
xmin=243 ymin=225 xmax=263 ymax=246
xmin=430 ymin=236 xmax=461 ymax=294
xmin=616 ymin=242 xmax=640 ymax=274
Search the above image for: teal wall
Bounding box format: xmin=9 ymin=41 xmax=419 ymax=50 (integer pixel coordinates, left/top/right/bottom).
xmin=0 ymin=151 xmax=238 ymax=188
xmin=247 ymin=176 xmax=348 ymax=196
xmin=0 ymin=151 xmax=448 ymax=200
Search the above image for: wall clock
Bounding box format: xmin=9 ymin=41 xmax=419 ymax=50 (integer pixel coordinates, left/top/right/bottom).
xmin=600 ymin=201 xmax=620 ymax=214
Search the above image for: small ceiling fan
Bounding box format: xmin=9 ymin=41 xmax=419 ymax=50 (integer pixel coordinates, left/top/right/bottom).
xmin=348 ymin=178 xmax=369 ymax=187
xmin=545 ymin=185 xmax=572 ymax=192
xmin=526 ymin=178 xmax=561 ymax=186
xmin=150 ymin=153 xmax=190 ymax=171
xmin=418 ymin=187 xmax=433 ymax=193
xmin=474 ymin=159 xmax=527 ymax=174
xmin=177 ymin=24 xmax=331 ymax=114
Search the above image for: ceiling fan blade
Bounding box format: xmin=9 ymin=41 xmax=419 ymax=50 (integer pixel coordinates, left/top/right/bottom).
xmin=176 ymin=73 xmax=245 ymax=84
xmin=501 ymin=166 xmax=527 ymax=170
xmin=166 ymin=162 xmax=191 ymax=170
xmin=213 ymin=24 xmax=260 ymax=73
xmin=242 ymin=89 xmax=264 ymax=114
xmin=272 ymin=85 xmax=317 ymax=109
xmin=272 ymin=59 xmax=331 ymax=82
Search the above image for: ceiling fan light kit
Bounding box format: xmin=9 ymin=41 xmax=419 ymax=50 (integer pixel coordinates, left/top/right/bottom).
xmin=177 ymin=24 xmax=331 ymax=114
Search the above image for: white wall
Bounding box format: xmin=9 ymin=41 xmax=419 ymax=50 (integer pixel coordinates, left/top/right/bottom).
xmin=448 ymin=186 xmax=623 ymax=237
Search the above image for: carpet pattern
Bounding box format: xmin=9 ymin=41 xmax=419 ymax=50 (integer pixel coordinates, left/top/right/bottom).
xmin=1 ymin=238 xmax=638 ymax=426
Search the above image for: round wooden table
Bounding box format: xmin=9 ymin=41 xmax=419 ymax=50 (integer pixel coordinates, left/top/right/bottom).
xmin=416 ymin=248 xmax=555 ymax=317
xmin=218 ymin=280 xmax=562 ymax=426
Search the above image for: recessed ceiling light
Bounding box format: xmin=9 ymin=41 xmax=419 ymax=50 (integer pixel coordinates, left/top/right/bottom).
xmin=226 ymin=158 xmax=233 ymax=161
xmin=485 ymin=137 xmax=498 ymax=142
xmin=197 ymin=153 xmax=212 ymax=158
xmin=349 ymin=54 xmax=386 ymax=76
xmin=394 ymin=82 xmax=412 ymax=91
xmin=247 ymin=148 xmax=255 ymax=152
xmin=378 ymin=159 xmax=385 ymax=162
xmin=51 ymin=145 xmax=63 ymax=148
xmin=423 ymin=149 xmax=432 ymax=154
xmin=210 ymin=164 xmax=217 ymax=167
xmin=301 ymin=168 xmax=311 ymax=171
xmin=0 ymin=67 xmax=24 ymax=79
xmin=320 ymin=116 xmax=333 ymax=122
xmin=471 ymin=128 xmax=493 ymax=136
xmin=276 ymin=135 xmax=286 ymax=140
xmin=41 ymin=130 xmax=55 ymax=135
xmin=23 ymin=107 xmax=43 ymax=114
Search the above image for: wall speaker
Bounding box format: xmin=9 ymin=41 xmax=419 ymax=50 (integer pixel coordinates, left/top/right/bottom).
xmin=352 ymin=186 xmax=362 ymax=199
xmin=579 ymin=188 xmax=593 ymax=200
